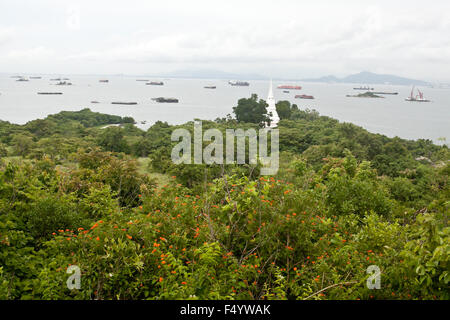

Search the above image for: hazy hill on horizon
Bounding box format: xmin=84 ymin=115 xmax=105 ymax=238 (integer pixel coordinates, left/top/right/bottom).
xmin=302 ymin=71 xmax=430 ymax=86
xmin=149 ymin=70 xmax=430 ymax=86
xmin=153 ymin=69 xmax=267 ymax=80
xmin=1 ymin=70 xmax=432 ymax=86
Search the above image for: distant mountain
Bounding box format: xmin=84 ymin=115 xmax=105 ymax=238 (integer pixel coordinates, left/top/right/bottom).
xmin=155 ymin=69 xmax=267 ymax=80
xmin=303 ymin=75 xmax=340 ymax=83
xmin=302 ymin=71 xmax=430 ymax=86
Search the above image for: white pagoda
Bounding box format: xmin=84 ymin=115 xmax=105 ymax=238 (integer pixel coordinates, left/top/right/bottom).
xmin=266 ymin=79 xmax=280 ymax=129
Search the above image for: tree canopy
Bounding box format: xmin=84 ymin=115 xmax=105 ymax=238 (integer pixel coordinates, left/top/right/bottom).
xmin=232 ymin=94 xmax=269 ymax=127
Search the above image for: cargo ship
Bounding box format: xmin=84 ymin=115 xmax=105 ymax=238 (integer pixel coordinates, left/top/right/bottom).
xmin=405 ymin=86 xmax=430 ymax=102
xmin=277 ymin=85 xmax=302 ymax=90
xmin=295 ymin=94 xmax=314 ymax=99
xmin=228 ymin=80 xmax=249 ymax=86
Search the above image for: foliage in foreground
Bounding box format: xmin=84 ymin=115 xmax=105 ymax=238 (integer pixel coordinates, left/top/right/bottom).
xmin=0 ymin=108 xmax=448 ymax=300
xmin=0 ymin=151 xmax=448 ymax=300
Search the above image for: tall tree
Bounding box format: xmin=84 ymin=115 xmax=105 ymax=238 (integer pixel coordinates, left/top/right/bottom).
xmin=232 ymin=94 xmax=269 ymax=127
xmin=275 ymin=100 xmax=292 ymax=120
xmin=97 ymin=126 xmax=129 ymax=153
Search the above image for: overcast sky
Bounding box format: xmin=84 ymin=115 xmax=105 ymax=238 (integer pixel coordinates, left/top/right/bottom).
xmin=1 ymin=0 xmax=449 ymax=81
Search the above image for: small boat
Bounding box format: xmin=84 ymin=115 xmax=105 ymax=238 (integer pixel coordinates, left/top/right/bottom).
xmin=354 ymin=86 xmax=374 ymax=90
xmin=140 ymin=121 xmax=147 ymax=124
xmin=90 ymin=101 xmax=100 ymax=103
xmin=136 ymin=79 xmax=149 ymax=82
xmin=30 ymin=76 xmax=42 ymax=79
xmin=99 ymin=80 xmax=109 ymax=83
xmin=111 ymin=102 xmax=138 ymax=105
xmin=405 ymin=86 xmax=430 ymax=102
xmin=295 ymin=94 xmax=314 ymax=99
xmin=204 ymin=85 xmax=216 ymax=89
xmin=152 ymin=97 xmax=179 ymax=103
xmin=278 ymin=85 xmax=302 ymax=90
xmin=146 ymin=81 xmax=164 ymax=85
xmin=16 ymin=78 xmax=29 ymax=82
xmin=283 ymin=90 xmax=290 ymax=93
xmin=37 ymin=92 xmax=63 ymax=95
xmin=55 ymin=81 xmax=72 ymax=85
xmin=228 ymin=80 xmax=249 ymax=86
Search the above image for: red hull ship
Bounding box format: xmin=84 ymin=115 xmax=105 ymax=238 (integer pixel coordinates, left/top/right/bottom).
xmin=277 ymin=85 xmax=302 ymax=90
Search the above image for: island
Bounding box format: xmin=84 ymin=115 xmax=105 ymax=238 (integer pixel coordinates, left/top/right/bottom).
xmin=346 ymin=91 xmax=384 ymax=98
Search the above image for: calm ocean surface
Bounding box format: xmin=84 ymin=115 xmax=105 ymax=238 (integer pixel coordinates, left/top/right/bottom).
xmin=0 ymin=74 xmax=449 ymax=144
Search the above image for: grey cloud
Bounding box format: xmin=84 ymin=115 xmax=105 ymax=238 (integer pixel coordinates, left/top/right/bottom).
xmin=1 ymin=0 xmax=450 ymax=81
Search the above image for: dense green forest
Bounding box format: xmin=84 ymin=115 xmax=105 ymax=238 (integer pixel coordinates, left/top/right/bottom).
xmin=0 ymin=100 xmax=448 ymax=300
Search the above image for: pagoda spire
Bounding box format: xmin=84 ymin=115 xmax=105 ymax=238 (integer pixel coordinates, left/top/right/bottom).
xmin=268 ymin=79 xmax=274 ymax=100
xmin=266 ymin=79 xmax=279 ymax=129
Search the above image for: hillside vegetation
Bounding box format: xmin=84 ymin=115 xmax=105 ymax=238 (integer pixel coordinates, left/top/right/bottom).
xmin=0 ymin=107 xmax=448 ymax=300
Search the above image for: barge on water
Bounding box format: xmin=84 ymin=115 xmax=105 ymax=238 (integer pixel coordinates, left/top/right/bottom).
xmin=228 ymin=80 xmax=249 ymax=86
xmin=405 ymin=86 xmax=430 ymax=102
xmin=372 ymin=92 xmax=398 ymax=95
xmin=278 ymin=85 xmax=302 ymax=90
xmin=354 ymin=86 xmax=374 ymax=90
xmin=152 ymin=97 xmax=179 ymax=103
xmin=295 ymin=94 xmax=314 ymax=99
xmin=111 ymin=102 xmax=138 ymax=105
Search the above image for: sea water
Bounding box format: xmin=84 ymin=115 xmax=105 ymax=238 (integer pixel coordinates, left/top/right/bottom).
xmin=0 ymin=74 xmax=448 ymax=144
